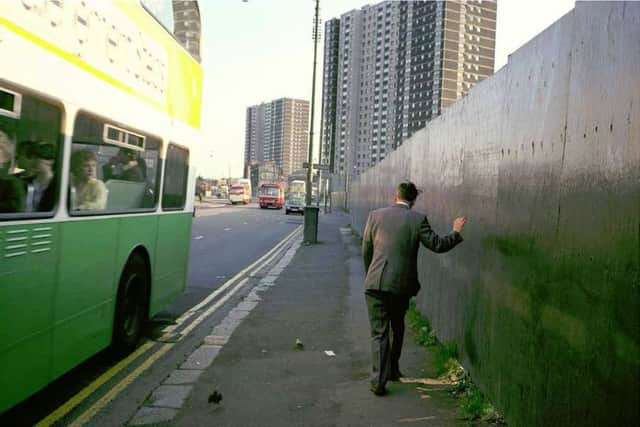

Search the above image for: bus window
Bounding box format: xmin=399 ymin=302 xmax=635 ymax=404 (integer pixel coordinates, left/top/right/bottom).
xmin=162 ymin=143 xmax=189 ymax=210
xmin=0 ymin=89 xmax=62 ymax=217
xmin=70 ymin=113 xmax=161 ymax=213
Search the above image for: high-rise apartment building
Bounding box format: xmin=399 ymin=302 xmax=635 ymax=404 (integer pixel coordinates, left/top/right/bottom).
xmin=172 ymin=1 xmax=201 ymax=61
xmin=244 ymin=98 xmax=310 ymax=179
xmin=245 ymin=106 xmax=265 ymax=168
xmin=320 ymin=0 xmax=496 ymax=180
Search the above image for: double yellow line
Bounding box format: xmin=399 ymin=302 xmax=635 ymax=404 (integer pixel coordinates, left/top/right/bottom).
xmin=37 ymin=225 xmax=302 ymax=426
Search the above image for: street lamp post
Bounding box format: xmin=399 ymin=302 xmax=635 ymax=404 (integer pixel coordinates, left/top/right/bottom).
xmin=306 ymin=0 xmax=320 ymax=206
xmin=303 ymin=0 xmax=321 ymax=243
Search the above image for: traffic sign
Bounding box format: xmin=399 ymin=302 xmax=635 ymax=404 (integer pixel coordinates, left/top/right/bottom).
xmin=302 ymin=162 xmax=330 ymax=171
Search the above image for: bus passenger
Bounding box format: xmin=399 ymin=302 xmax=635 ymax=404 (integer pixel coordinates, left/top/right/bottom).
xmin=16 ymin=140 xmax=57 ymax=212
xmin=103 ymin=148 xmax=145 ymax=182
xmin=70 ymin=149 xmax=107 ymax=210
xmin=0 ymin=129 xmax=25 ymax=213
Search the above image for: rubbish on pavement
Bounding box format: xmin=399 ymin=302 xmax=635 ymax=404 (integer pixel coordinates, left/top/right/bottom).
xmin=400 ymin=377 xmax=451 ymax=385
xmin=295 ymin=338 xmax=304 ymax=350
xmin=324 ymin=350 xmax=336 ymax=357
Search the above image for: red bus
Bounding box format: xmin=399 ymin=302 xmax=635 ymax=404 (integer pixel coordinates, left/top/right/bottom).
xmin=258 ymin=183 xmax=284 ymax=209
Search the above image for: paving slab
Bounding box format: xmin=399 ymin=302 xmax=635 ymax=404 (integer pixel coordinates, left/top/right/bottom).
xmin=180 ymin=345 xmax=222 ymax=370
xmin=147 ymin=385 xmax=192 ymax=409
xmin=129 ymin=407 xmax=178 ymax=425
xmin=163 ymin=369 xmax=204 ymax=385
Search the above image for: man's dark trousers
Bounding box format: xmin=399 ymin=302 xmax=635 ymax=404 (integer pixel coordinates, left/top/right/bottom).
xmin=365 ymin=289 xmax=410 ymax=390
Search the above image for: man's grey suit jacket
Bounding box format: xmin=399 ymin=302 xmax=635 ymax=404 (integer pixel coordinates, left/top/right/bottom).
xmin=362 ymin=203 xmax=463 ymax=297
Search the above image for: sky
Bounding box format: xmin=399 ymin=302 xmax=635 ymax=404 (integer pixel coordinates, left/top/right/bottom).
xmin=197 ymin=0 xmax=576 ymax=179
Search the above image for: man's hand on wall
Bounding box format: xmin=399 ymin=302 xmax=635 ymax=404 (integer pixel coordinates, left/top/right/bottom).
xmin=453 ymin=217 xmax=467 ymax=233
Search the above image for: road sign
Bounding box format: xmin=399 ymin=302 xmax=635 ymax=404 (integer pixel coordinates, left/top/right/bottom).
xmin=302 ymin=162 xmax=330 ymax=171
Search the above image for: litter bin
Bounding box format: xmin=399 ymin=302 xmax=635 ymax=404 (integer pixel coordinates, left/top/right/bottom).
xmin=303 ymin=206 xmax=320 ymax=243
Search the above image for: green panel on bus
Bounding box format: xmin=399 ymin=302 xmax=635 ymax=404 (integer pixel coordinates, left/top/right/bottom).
xmin=52 ymin=218 xmax=119 ymax=379
xmin=0 ymin=223 xmax=59 ymax=413
xmin=53 ymin=215 xmax=159 ymax=379
xmin=153 ymin=213 xmax=192 ymax=313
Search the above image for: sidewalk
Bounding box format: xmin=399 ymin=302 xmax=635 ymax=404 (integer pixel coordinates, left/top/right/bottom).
xmin=170 ymin=212 xmax=465 ymax=426
xmin=194 ymin=196 xmax=230 ymax=209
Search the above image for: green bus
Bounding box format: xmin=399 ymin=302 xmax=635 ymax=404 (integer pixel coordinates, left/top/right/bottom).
xmin=0 ymin=0 xmax=203 ymax=413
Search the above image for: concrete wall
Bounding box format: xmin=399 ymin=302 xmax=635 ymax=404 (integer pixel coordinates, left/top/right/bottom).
xmin=347 ymin=3 xmax=639 ymax=426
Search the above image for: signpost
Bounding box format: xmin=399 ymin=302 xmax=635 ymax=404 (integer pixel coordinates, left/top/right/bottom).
xmin=302 ymin=162 xmax=329 ymax=171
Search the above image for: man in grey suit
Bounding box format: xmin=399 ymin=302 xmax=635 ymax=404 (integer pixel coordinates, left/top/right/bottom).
xmin=362 ymin=181 xmax=466 ymax=396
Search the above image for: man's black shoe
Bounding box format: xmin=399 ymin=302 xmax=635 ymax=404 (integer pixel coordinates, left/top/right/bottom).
xmin=388 ymin=370 xmax=404 ymax=381
xmin=369 ymin=382 xmax=386 ymax=396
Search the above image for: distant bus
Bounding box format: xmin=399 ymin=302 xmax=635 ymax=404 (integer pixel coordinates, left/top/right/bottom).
xmin=237 ymin=178 xmax=251 ymax=197
xmin=289 ymin=179 xmax=306 ymax=195
xmin=229 ymin=184 xmax=251 ymax=204
xmin=258 ymin=183 xmax=284 ymax=209
xmin=0 ymin=1 xmax=202 ymax=413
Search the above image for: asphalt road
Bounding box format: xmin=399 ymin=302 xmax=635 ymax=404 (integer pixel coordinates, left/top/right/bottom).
xmin=166 ymin=201 xmax=302 ymax=316
xmin=1 ymin=201 xmax=301 ymax=426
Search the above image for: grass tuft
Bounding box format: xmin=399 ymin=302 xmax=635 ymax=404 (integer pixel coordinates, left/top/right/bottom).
xmin=406 ymin=301 xmax=505 ymax=424
xmin=432 ymin=341 xmax=458 ymax=376
xmin=407 ymin=301 xmax=436 ymax=346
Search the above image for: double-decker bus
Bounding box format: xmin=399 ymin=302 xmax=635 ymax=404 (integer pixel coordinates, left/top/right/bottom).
xmin=288 ymin=179 xmax=306 ymax=195
xmin=0 ymin=0 xmax=202 ymax=413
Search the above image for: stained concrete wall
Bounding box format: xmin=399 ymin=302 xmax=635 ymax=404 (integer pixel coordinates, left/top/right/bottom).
xmin=347 ymin=3 xmax=639 ymax=426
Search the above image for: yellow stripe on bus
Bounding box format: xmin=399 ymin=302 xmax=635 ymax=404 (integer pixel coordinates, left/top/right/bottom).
xmin=0 ymin=16 xmax=166 ymax=113
xmin=0 ymin=12 xmax=202 ymax=129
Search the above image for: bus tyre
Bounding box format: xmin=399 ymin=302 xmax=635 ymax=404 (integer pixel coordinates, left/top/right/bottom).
xmin=111 ymin=253 xmax=149 ymax=357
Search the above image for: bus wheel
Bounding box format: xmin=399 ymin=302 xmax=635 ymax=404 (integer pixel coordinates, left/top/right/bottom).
xmin=111 ymin=253 xmax=149 ymax=357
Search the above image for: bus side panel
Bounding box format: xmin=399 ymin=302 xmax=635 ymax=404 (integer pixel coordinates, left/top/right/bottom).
xmin=52 ymin=219 xmax=119 ymax=379
xmin=0 ymin=223 xmax=59 ymax=413
xmin=152 ymin=212 xmax=192 ymax=315
xmin=115 ymin=215 xmax=159 ymax=293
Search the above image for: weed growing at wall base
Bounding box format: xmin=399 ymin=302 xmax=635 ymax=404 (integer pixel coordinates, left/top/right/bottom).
xmin=407 ymin=300 xmax=437 ymax=347
xmin=407 ymin=302 xmax=505 ymax=424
